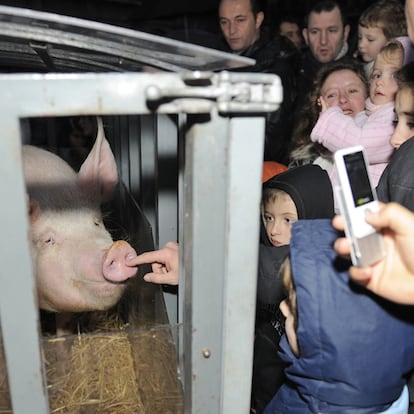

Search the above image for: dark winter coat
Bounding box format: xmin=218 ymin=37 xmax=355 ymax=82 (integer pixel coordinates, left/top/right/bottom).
xmin=376 ymin=137 xmax=414 ymax=209
xmin=375 ymin=136 xmax=414 ymax=408
xmin=264 ymin=220 xmax=414 ymax=414
xmin=221 ymin=29 xmax=300 ymax=164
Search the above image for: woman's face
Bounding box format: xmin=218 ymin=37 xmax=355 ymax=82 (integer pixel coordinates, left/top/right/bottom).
xmin=320 ymin=69 xmax=367 ymax=117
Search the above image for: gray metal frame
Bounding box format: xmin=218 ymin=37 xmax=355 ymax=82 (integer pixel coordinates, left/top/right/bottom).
xmin=181 ymin=112 xmax=266 ymax=412
xmin=0 ymin=71 xmax=281 ymax=413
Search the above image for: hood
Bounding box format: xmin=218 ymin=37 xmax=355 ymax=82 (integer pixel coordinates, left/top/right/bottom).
xmin=263 ymin=164 xmax=334 ymax=220
xmin=257 ymin=165 xmax=334 ymax=305
xmin=396 ymin=36 xmax=414 ymax=65
xmin=279 ymin=219 xmax=414 ymax=410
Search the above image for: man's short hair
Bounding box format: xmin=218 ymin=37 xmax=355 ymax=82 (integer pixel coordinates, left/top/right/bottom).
xmin=219 ymin=0 xmax=265 ymax=17
xmin=304 ymin=0 xmax=347 ymax=28
xmin=250 ymin=0 xmax=265 ymax=16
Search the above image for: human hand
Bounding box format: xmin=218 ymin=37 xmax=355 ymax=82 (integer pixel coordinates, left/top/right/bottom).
xmin=126 ymin=241 xmax=179 ymax=285
xmin=317 ymin=95 xmax=328 ymax=112
xmin=332 ymin=203 xmax=414 ymax=304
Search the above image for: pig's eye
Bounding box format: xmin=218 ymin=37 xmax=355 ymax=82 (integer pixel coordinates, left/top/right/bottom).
xmin=94 ymin=218 xmax=103 ymax=227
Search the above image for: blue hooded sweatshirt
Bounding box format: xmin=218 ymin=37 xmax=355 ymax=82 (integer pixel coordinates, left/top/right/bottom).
xmin=265 ymin=220 xmax=414 ymax=414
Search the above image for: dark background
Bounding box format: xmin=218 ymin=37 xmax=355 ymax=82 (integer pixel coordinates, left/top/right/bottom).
xmin=0 ymin=0 xmax=405 ymax=48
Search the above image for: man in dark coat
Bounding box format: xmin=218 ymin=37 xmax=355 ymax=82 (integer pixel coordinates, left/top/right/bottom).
xmin=218 ymin=0 xmax=299 ymax=165
xmin=294 ymin=1 xmax=351 ymax=126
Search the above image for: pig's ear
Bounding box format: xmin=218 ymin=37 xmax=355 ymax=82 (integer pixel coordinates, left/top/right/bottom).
xmin=28 ymin=199 xmax=41 ymax=224
xmin=77 ymin=117 xmax=119 ymax=203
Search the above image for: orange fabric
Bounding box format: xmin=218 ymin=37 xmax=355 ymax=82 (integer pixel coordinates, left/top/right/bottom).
xmin=262 ymin=161 xmax=288 ymax=183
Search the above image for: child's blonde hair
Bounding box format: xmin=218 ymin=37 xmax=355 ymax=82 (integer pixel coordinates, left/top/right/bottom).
xmin=370 ymin=41 xmax=405 ymax=78
xmin=359 ymin=0 xmax=406 ymax=40
xmin=280 ymin=256 xmax=298 ymax=332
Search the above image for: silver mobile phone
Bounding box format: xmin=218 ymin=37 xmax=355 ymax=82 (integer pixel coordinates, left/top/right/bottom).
xmin=334 ymin=146 xmax=386 ymax=267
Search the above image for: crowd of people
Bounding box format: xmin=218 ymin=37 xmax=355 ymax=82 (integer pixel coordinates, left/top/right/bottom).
xmin=126 ymin=0 xmax=414 ymax=413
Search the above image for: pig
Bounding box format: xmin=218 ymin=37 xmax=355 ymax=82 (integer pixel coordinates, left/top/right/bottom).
xmin=23 ymin=117 xmax=138 ymax=313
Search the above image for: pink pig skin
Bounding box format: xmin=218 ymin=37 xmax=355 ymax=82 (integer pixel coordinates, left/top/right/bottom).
xmin=23 ymin=118 xmax=137 ymax=313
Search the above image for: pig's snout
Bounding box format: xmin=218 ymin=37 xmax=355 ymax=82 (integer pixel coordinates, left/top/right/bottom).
xmin=103 ymin=240 xmax=138 ymax=283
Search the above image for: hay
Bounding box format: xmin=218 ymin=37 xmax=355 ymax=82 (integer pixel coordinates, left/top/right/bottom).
xmin=45 ymin=311 xmax=184 ymax=414
xmin=128 ymin=328 xmax=184 ymax=414
xmin=45 ymin=325 xmax=145 ymax=413
xmin=1 ymin=311 xmax=184 ymax=414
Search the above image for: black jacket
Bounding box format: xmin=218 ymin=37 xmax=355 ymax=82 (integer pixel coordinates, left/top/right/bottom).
xmin=296 ymin=50 xmax=323 ymax=99
xmin=376 ymin=137 xmax=414 ymax=209
xmin=221 ymin=29 xmax=300 ymax=164
xmin=376 ymin=137 xmax=414 ymax=410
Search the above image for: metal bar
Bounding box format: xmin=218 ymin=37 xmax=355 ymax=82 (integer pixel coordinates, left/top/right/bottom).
xmin=221 ymin=116 xmax=264 ymax=412
xmin=182 ymin=111 xmax=264 ymax=412
xmin=139 ymin=114 xmax=158 ymax=246
xmin=183 ymin=110 xmax=228 ymax=412
xmin=0 ymin=118 xmax=49 ymax=413
xmin=157 ymin=114 xmax=179 ymax=325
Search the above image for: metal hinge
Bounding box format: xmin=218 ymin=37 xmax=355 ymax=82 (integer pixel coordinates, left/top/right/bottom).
xmin=145 ymin=70 xmax=283 ymax=114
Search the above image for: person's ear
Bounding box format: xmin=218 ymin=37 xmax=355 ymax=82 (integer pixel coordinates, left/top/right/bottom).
xmin=255 ymin=11 xmax=264 ymax=29
xmin=302 ymin=28 xmax=309 ymax=46
xmin=343 ymin=24 xmax=350 ymax=42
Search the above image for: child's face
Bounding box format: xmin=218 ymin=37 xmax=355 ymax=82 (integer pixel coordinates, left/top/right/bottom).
xmin=390 ymin=88 xmax=414 ymax=149
xmin=263 ymin=193 xmax=298 ymax=247
xmin=369 ymin=53 xmax=399 ymax=105
xmin=280 ymin=300 xmax=299 ymax=357
xmin=358 ymin=25 xmax=388 ymax=63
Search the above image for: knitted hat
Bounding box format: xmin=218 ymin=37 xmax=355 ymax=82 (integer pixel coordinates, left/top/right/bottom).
xmin=262 ymin=161 xmax=288 ymax=183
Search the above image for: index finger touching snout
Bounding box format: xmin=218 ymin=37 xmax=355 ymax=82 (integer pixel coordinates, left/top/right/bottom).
xmin=125 ymin=250 xmax=161 ymax=267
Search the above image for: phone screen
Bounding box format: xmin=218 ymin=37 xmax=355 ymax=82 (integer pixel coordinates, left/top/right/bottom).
xmin=344 ymin=151 xmax=374 ymax=207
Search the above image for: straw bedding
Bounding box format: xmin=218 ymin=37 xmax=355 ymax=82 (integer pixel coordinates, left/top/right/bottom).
xmin=0 ymin=309 xmax=183 ymax=413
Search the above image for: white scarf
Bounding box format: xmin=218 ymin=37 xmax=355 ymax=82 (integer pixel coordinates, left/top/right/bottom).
xmin=335 ymin=42 xmax=349 ymax=60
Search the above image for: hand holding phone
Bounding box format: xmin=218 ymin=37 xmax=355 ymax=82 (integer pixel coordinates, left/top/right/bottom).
xmin=334 ymin=146 xmax=386 ymax=267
